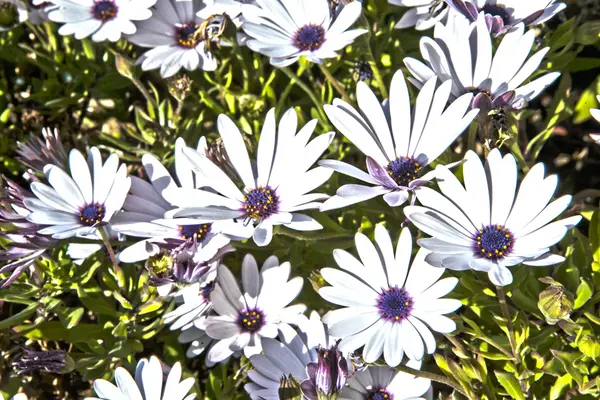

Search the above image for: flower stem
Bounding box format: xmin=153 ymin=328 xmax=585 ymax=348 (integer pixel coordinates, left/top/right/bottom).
xmin=280 ymin=66 xmax=328 ymax=123
xmin=496 ymin=285 xmax=518 ymax=360
xmin=99 ymin=226 xmax=125 ymax=290
xmin=394 ymin=363 xmax=469 ymax=397
xmin=364 ymin=50 xmax=388 ymax=99
xmin=318 ymin=64 xmax=351 ymax=104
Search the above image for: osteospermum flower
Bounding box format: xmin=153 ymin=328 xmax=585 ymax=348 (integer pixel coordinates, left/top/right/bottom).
xmin=0 ymin=177 xmax=56 ymax=287
xmin=339 ymin=362 xmax=431 ymax=400
xmin=112 ymin=138 xmax=250 ymax=263
xmin=446 ymin=0 xmax=566 ymax=36
xmin=166 ymin=108 xmax=334 ymax=247
xmin=128 ymin=0 xmax=218 ymax=78
xmin=0 ymin=0 xmax=28 ymax=32
xmin=320 ymin=70 xmax=478 ymax=210
xmin=245 ymin=311 xmax=341 ymax=400
xmin=24 ymin=147 xmax=131 ymax=239
xmin=85 ymin=355 xmax=196 ymax=400
xmin=404 ymin=13 xmax=560 ymax=113
xmin=404 ymin=148 xmax=582 ymax=286
xmin=48 ymin=0 xmax=156 ymax=42
xmin=240 ymin=0 xmax=367 ymax=67
xmin=17 ymin=128 xmax=68 ymax=173
xmin=204 ymin=254 xmax=306 ymax=364
xmin=162 ymin=269 xmax=223 ymax=365
xmin=389 ymin=0 xmax=450 ymax=30
xmin=319 ymin=225 xmax=461 ymax=366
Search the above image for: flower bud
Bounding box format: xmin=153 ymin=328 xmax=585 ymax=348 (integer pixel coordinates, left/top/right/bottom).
xmin=13 ymin=349 xmax=74 ymax=374
xmin=0 ymin=2 xmax=18 ymax=28
xmin=279 ymin=375 xmax=303 ymax=400
xmin=301 ymin=343 xmax=349 ymax=400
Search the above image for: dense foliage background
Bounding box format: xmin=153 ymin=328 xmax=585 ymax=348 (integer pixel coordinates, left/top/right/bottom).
xmin=1 ymin=0 xmax=600 ymax=398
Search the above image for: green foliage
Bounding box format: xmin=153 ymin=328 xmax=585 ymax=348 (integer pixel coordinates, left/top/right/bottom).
xmin=0 ymin=1 xmax=599 ymax=399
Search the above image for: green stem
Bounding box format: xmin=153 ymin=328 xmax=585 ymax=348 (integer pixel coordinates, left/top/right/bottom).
xmin=364 ymin=51 xmax=388 ymax=99
xmin=394 ymin=363 xmax=469 ymax=397
xmin=280 ymin=66 xmax=328 ymax=123
xmin=318 ymin=63 xmax=351 ymax=104
xmin=496 ymin=285 xmax=519 ymax=361
xmin=99 ymin=226 xmax=125 ymax=290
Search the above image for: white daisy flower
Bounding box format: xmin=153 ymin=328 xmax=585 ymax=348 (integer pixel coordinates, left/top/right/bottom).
xmin=389 ymin=0 xmax=449 ymax=30
xmin=48 ymin=0 xmax=155 ymax=42
xmin=111 ymin=138 xmax=250 ymax=263
xmin=204 ymin=254 xmax=306 ymax=364
xmin=319 ymin=224 xmax=461 ymax=366
xmin=340 ymin=362 xmax=431 ymax=400
xmin=166 ymin=108 xmax=334 ymax=247
xmin=320 ymin=70 xmax=478 ymax=210
xmin=446 ymin=0 xmax=566 ymax=36
xmin=404 ymin=148 xmax=582 ymax=287
xmin=162 ymin=267 xmax=228 ymax=367
xmin=590 ymin=95 xmax=600 ymax=144
xmin=245 ymin=311 xmax=338 ymax=400
xmin=0 ymin=0 xmax=28 ymax=31
xmin=404 ymin=13 xmax=561 ymax=114
xmin=128 ymin=0 xmax=218 ymax=78
xmin=240 ymin=0 xmax=367 ymax=67
xmin=24 ymin=147 xmax=131 ymax=240
xmin=85 ymin=355 xmax=196 ymax=400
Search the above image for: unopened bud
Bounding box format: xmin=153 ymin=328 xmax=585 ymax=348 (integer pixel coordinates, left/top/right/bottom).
xmin=279 ymin=375 xmax=302 ymax=400
xmin=0 ymin=2 xmax=18 ymax=28
xmin=13 ymin=349 xmax=74 ymax=374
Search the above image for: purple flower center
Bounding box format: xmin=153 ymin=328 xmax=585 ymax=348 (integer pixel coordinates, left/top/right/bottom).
xmin=178 ymin=223 xmax=212 ymax=241
xmin=243 ymin=186 xmax=279 ymax=221
xmin=481 ymin=3 xmax=511 ymax=25
xmin=177 ymin=22 xmax=199 ymax=48
xmin=386 ymin=157 xmax=421 ymax=187
xmin=238 ymin=308 xmax=265 ymax=333
xmin=200 ymin=280 xmax=215 ymax=303
xmin=474 ymin=224 xmax=514 ymax=260
xmin=294 ymin=24 xmax=326 ymax=51
xmin=79 ymin=203 xmax=105 ymax=226
xmin=377 ymin=287 xmax=413 ymax=323
xmin=91 ymin=0 xmax=117 ymax=22
xmin=366 ymin=388 xmax=393 ymax=400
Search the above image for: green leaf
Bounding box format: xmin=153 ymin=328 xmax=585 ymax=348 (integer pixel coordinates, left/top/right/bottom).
xmin=138 ymin=298 xmax=164 ymax=315
xmin=76 ymin=285 xmax=117 ymax=316
xmin=550 ymin=350 xmax=584 ymax=388
xmin=574 ymin=278 xmax=593 ymax=309
xmin=56 ymin=307 xmax=85 ymax=329
xmin=590 ymin=211 xmax=600 ymax=263
xmin=579 ymin=335 xmax=600 ymax=362
xmin=0 ymin=303 xmax=37 ymax=330
xmin=550 ymin=374 xmax=573 ymax=400
xmin=494 ymin=371 xmax=525 ymax=400
xmin=575 ymin=21 xmax=600 ymax=45
xmin=108 ymin=339 xmax=143 ymax=358
xmin=16 ymin=321 xmax=103 ymax=343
